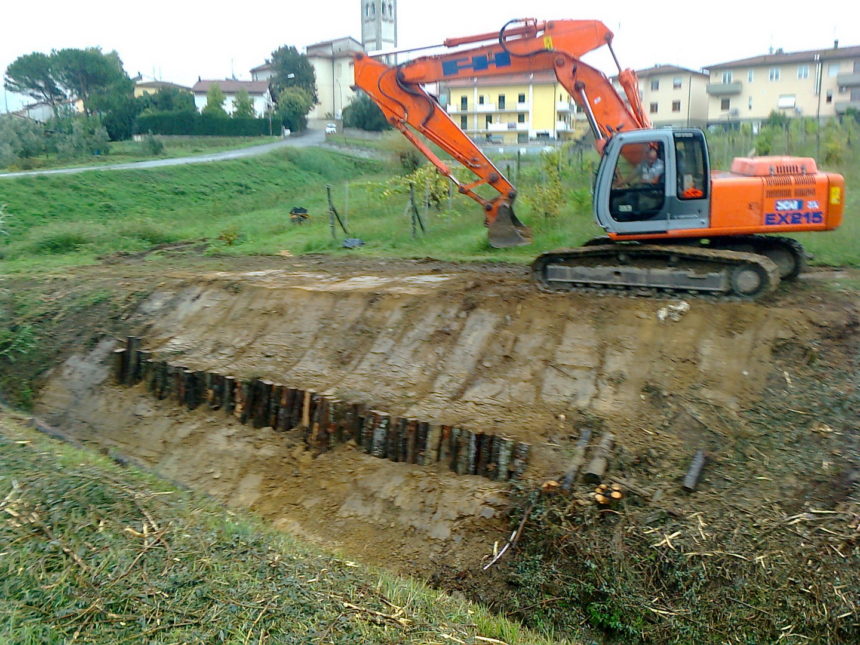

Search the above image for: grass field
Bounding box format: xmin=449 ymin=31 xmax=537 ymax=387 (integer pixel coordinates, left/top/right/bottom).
xmin=0 ymin=411 xmax=568 ymax=645
xmin=0 ymin=139 xmax=856 ymax=274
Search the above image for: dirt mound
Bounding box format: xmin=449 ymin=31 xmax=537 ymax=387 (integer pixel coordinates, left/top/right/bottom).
xmin=33 ymin=255 xmax=858 ymax=640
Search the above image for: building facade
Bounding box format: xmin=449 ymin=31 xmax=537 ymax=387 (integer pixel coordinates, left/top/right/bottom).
xmin=440 ymin=71 xmax=589 ymax=145
xmin=191 ymin=80 xmax=271 ymax=117
xmin=134 ymin=80 xmax=191 ymax=99
xmin=631 ymin=65 xmax=709 ymax=128
xmin=704 ymin=43 xmax=860 ymax=127
xmin=306 ymin=37 xmax=364 ymax=121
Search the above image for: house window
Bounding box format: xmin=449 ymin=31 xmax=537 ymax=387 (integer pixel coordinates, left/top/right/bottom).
xmin=517 ymin=92 xmax=526 ymax=103
xmin=721 ymin=98 xmax=731 ymax=111
xmin=826 ymin=90 xmax=833 ymax=103
xmin=828 ymin=63 xmax=841 ymax=77
xmin=778 ymin=95 xmax=796 ymax=109
xmin=649 ymin=102 xmax=658 ymax=113
xmin=722 ymin=71 xmax=733 ymax=84
xmin=478 ymin=95 xmax=485 ymax=105
xmin=650 ymin=79 xmax=659 ymax=91
xmin=769 ymin=67 xmax=780 ymax=81
xmin=485 ymin=115 xmax=492 ymax=126
xmin=672 ymin=100 xmax=681 ymax=112
xmin=517 ymin=113 xmax=525 ymax=123
xmin=748 ymin=69 xmax=754 ymax=82
xmin=748 ymin=96 xmax=753 ymax=110
xmin=673 ymin=77 xmax=682 ymax=89
xmin=460 ymin=115 xmax=468 ymax=128
xmin=498 ymin=94 xmax=506 ymax=109
xmin=797 ymin=65 xmax=809 ymax=80
xmin=460 ymin=96 xmax=467 ymax=110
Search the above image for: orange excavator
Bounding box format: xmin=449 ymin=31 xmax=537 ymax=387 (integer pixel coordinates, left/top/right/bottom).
xmin=353 ymin=18 xmax=845 ymax=298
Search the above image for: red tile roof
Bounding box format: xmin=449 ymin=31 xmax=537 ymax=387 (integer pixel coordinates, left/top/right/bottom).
xmin=705 ymin=45 xmax=860 ymax=70
xmin=634 ymin=65 xmax=707 ymax=78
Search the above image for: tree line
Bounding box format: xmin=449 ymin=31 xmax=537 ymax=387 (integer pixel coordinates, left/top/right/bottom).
xmin=1 ymin=44 xmax=324 ymax=166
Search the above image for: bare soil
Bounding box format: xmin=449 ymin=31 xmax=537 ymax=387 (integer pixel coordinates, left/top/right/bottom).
xmin=20 ymin=253 xmax=859 ymax=641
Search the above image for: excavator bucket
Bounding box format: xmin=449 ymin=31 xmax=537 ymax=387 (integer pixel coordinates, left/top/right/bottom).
xmin=488 ymin=204 xmax=532 ymax=248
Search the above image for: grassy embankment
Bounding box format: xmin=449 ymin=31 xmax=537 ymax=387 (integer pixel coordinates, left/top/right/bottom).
xmin=0 ymin=411 xmax=567 ymax=644
xmin=0 ymin=140 xmax=857 ymax=274
xmin=0 ymin=136 xmax=280 ymax=173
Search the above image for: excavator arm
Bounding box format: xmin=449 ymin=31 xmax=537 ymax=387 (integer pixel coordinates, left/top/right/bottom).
xmin=353 ymin=18 xmax=651 ymax=247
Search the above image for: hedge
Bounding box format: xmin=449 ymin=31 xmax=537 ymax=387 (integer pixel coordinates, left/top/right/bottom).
xmin=134 ymin=111 xmax=275 ymax=136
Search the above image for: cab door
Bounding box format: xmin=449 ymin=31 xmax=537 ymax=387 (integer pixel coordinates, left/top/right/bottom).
xmin=594 ymin=129 xmax=711 ymax=235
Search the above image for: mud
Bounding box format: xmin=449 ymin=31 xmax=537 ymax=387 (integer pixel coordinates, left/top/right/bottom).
xmin=35 ymin=255 xmax=857 ymax=578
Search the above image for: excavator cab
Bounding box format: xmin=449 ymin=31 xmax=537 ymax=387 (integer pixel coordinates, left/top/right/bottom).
xmin=594 ymin=129 xmax=711 ymax=236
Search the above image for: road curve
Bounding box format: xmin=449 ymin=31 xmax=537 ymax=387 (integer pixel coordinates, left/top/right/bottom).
xmin=0 ymin=129 xmax=326 ymax=179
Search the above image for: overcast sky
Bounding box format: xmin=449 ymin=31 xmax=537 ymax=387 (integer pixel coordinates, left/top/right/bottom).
xmin=1 ymin=0 xmax=853 ymax=112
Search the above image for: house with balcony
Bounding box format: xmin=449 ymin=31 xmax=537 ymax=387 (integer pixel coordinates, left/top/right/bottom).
xmin=704 ymin=42 xmax=860 ymax=128
xmin=630 ymin=65 xmax=709 ymax=128
xmin=438 ymin=70 xmax=589 ymax=145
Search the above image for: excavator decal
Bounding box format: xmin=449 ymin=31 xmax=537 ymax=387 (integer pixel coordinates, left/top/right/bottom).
xmin=442 ymin=51 xmax=512 ymax=75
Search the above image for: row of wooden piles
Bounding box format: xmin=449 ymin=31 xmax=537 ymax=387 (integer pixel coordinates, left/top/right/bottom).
xmin=113 ymin=337 xmax=530 ymax=482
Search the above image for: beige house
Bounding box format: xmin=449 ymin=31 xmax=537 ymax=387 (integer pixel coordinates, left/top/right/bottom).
xmin=305 ymin=37 xmax=364 ymax=121
xmin=133 ymin=80 xmax=191 ymax=99
xmin=631 ymin=65 xmax=709 ymax=128
xmin=704 ymin=43 xmax=860 ymax=127
xmin=252 ymin=37 xmax=363 ymax=123
xmin=440 ymin=70 xmax=589 ymax=145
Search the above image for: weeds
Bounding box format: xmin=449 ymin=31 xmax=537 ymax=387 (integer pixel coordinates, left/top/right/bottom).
xmin=0 ymin=414 xmax=565 ymax=645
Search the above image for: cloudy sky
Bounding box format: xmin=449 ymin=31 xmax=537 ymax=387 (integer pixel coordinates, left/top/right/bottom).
xmin=1 ymin=0 xmax=852 ymax=111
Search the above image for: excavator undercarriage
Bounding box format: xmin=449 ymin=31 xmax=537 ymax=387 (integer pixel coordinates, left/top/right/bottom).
xmin=532 ymin=240 xmax=786 ymax=300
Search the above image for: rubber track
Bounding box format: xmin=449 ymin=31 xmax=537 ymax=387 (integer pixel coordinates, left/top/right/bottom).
xmin=707 ymin=235 xmax=807 ymax=280
xmin=531 ymin=244 xmax=781 ymax=301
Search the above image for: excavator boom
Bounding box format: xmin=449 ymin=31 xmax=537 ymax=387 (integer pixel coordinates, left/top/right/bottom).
xmin=353 ymin=18 xmax=649 ymax=247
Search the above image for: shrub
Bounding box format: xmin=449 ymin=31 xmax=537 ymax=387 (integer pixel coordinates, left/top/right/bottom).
xmin=141 ymin=133 xmax=165 ymax=156
xmin=54 ymin=117 xmax=110 ymax=159
xmin=28 ymin=228 xmax=94 ymax=254
xmin=134 ymin=111 xmax=272 ymax=136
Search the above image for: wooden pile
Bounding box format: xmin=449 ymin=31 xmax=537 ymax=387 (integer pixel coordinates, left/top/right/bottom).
xmin=113 ymin=337 xmax=529 ymax=482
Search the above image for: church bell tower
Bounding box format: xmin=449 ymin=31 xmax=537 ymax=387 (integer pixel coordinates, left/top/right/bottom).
xmin=361 ymin=0 xmax=397 ymax=53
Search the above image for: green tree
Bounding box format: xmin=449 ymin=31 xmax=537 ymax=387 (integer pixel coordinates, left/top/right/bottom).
xmin=342 ymin=92 xmax=390 ymax=131
xmin=52 ymin=48 xmax=129 ymax=116
xmin=87 ymin=70 xmax=138 ymax=141
xmin=138 ymin=87 xmax=195 ymax=114
xmin=232 ymin=89 xmax=256 ymax=118
xmin=268 ymin=45 xmax=317 ymax=104
xmin=202 ymin=83 xmax=228 ymax=118
xmin=3 ymin=52 xmax=64 ymax=115
xmin=275 ymin=87 xmax=313 ymax=132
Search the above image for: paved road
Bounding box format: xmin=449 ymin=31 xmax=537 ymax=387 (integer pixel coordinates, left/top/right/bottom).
xmin=0 ymin=129 xmax=326 ymax=179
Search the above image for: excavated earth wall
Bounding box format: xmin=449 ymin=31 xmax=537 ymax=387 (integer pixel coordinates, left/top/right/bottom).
xmin=36 ymin=259 xmax=811 ymax=574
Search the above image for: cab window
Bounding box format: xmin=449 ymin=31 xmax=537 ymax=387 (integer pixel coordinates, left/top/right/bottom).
xmin=609 ymin=141 xmax=665 ymax=221
xmin=674 ymin=133 xmax=708 ymax=200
